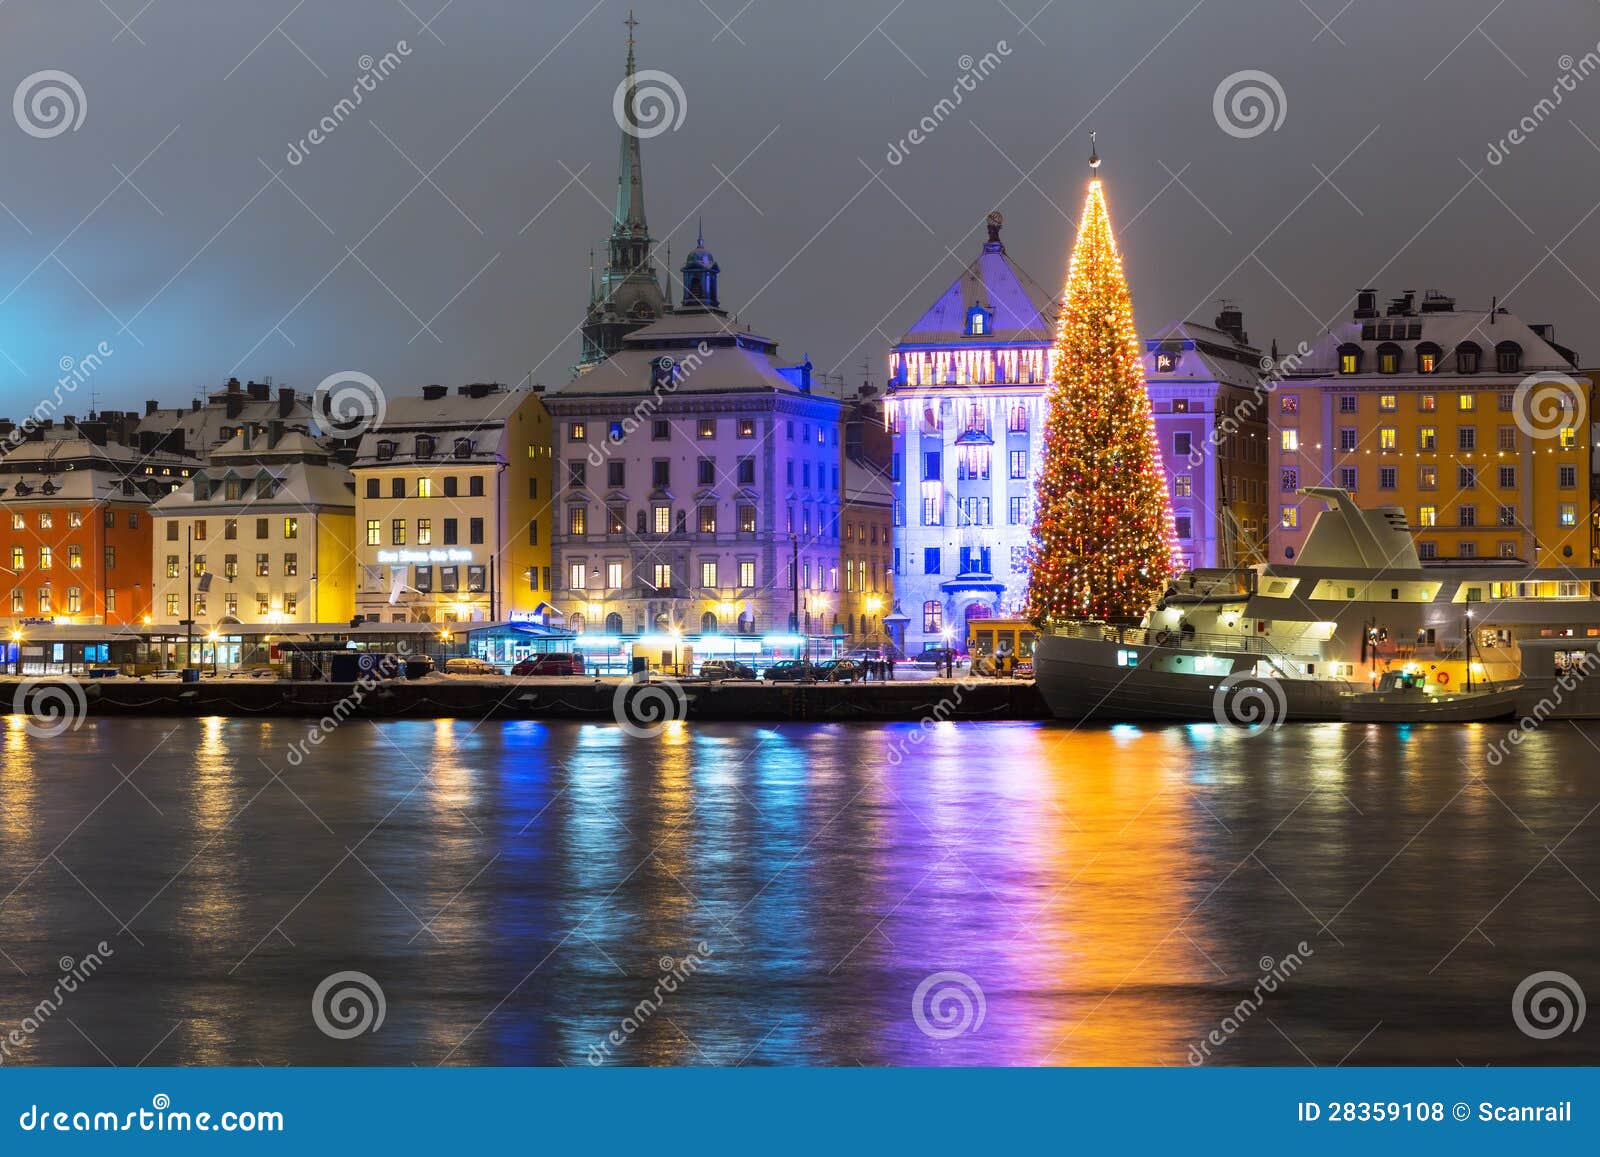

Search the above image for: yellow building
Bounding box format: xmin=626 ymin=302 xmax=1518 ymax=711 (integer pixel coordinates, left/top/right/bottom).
xmin=1271 ymin=291 xmax=1591 ymax=567
xmin=351 ymin=384 xmax=552 ymax=623
xmin=149 ymin=424 xmax=356 ymax=632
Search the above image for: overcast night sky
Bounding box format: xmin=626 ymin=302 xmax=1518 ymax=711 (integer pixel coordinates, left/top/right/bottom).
xmin=3 ymin=0 xmax=1600 ymax=411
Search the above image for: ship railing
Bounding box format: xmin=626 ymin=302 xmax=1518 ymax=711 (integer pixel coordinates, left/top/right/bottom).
xmin=1049 ymin=621 xmax=1323 ymax=679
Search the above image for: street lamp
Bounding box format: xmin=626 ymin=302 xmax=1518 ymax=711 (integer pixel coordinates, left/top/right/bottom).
xmin=8 ymin=627 xmax=21 ymax=676
xmin=206 ymin=629 xmax=221 ymax=676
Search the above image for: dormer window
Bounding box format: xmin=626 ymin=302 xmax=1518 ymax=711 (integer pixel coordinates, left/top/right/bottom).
xmin=1416 ymin=341 xmax=1442 ymax=373
xmin=966 ymin=306 xmax=990 ymax=337
xmin=415 ymin=435 xmax=435 ymax=458
xmin=377 ymin=440 xmax=396 ymax=460
xmin=1376 ymin=342 xmax=1402 ymax=374
xmin=453 ymin=438 xmax=473 ymax=459
xmin=1495 ymin=341 xmax=1522 ymax=374
xmin=1456 ymin=342 xmax=1481 ymax=374
xmin=1337 ymin=343 xmax=1363 ymax=374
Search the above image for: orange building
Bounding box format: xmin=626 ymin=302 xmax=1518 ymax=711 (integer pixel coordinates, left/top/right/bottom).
xmin=0 ymin=427 xmax=193 ymax=627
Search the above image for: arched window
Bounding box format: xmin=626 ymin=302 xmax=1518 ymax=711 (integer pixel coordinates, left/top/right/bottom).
xmin=1495 ymin=341 xmax=1522 ymax=373
xmin=966 ymin=305 xmax=990 ymax=336
xmin=922 ymin=600 xmax=943 ymax=633
xmin=1376 ymin=342 xmax=1402 ymax=374
xmin=1415 ymin=341 xmax=1442 ymax=374
xmin=1007 ymin=403 xmax=1028 ymax=433
xmin=700 ymin=611 xmax=718 ymax=633
xmin=1456 ymin=342 xmax=1481 ymax=374
xmin=569 ymin=612 xmax=586 ymax=633
xmin=604 ymin=612 xmax=623 ymax=634
xmin=738 ymin=611 xmax=755 ymax=634
xmin=1337 ymin=343 xmax=1363 ymax=374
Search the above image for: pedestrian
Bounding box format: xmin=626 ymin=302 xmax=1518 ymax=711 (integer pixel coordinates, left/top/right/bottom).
xmin=887 ymin=655 xmax=896 ymax=681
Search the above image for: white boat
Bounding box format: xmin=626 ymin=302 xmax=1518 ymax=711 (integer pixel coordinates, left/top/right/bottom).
xmin=1338 ymin=670 xmax=1519 ymax=723
xmin=1035 ymin=487 xmax=1600 ymax=724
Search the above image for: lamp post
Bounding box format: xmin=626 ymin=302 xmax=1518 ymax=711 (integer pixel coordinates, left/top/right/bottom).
xmin=789 ymin=533 xmax=800 ymax=656
xmin=206 ymin=629 xmax=220 ymax=676
xmin=1464 ymin=610 xmax=1473 ymax=692
xmin=9 ymin=628 xmax=21 ymax=676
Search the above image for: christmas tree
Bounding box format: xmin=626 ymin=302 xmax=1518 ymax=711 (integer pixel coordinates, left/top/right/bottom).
xmin=1026 ymin=143 xmax=1179 ymax=625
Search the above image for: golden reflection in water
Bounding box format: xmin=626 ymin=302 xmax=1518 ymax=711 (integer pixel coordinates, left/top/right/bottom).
xmin=421 ymin=720 xmax=483 ymax=949
xmin=1024 ymin=727 xmax=1221 ymax=1065
xmin=0 ymin=716 xmax=43 ymax=935
xmin=174 ymin=716 xmax=246 ymax=1065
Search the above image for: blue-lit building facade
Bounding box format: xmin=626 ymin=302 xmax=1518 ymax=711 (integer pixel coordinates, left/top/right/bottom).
xmin=885 ymin=213 xmax=1058 ymax=655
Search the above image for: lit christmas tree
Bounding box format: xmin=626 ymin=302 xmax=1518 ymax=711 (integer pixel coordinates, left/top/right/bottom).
xmin=1027 ymin=138 xmax=1179 ymax=624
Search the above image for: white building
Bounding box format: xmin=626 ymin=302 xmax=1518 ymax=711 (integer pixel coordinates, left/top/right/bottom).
xmin=885 ymin=212 xmax=1058 ymax=655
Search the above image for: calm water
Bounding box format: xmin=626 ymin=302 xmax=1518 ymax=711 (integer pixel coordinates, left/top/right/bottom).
xmin=1 ymin=714 xmax=1597 ymax=1066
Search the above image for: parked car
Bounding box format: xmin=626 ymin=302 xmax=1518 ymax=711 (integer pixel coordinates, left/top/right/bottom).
xmin=510 ymin=652 xmax=586 ymax=677
xmin=816 ymin=658 xmax=866 ymax=683
xmin=844 ymin=648 xmax=882 ymax=663
xmin=763 ymin=660 xmax=818 ymax=683
xmin=698 ymin=659 xmax=756 ymax=681
xmin=444 ymin=656 xmax=501 ymax=676
xmin=912 ymin=646 xmax=960 ymax=669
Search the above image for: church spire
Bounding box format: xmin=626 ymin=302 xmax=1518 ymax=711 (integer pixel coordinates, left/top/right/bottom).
xmin=614 ymin=9 xmax=648 ymax=240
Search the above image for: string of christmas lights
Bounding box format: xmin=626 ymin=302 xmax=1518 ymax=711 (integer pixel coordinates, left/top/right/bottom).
xmin=1026 ymin=160 xmax=1181 ymax=625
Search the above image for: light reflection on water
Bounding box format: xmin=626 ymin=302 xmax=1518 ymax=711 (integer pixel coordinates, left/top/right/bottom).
xmin=1 ymin=716 xmax=1598 ymax=1066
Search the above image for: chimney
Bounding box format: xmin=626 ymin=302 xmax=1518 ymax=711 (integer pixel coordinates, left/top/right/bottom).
xmin=226 ymin=392 xmax=244 ymax=418
xmin=278 ymin=386 xmax=294 ymax=417
xmin=421 ymin=384 xmax=448 ymax=401
xmin=145 ymin=399 xmax=159 ymax=416
xmin=1354 ymin=289 xmax=1378 ymax=320
xmin=1214 ymin=304 xmax=1247 ymax=345
xmin=268 ymin=419 xmax=284 ymax=447
xmin=246 ymin=380 xmax=270 ymax=401
xmin=191 ymin=398 xmax=202 ymax=412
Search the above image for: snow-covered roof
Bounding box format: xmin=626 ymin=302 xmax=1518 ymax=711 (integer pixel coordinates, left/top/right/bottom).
xmin=895 ymin=226 xmax=1057 ymax=348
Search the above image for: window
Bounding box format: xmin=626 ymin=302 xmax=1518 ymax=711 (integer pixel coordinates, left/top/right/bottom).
xmin=68 ymin=545 xmax=82 ymax=569
xmin=1338 ymin=428 xmax=1358 ymax=452
xmin=1377 ymin=345 xmax=1400 ymax=374
xmin=1417 ymin=505 xmax=1437 ymax=527
xmin=652 ymin=420 xmax=670 ymax=441
xmin=469 ymin=518 xmax=483 ymax=544
xmin=1499 ymin=465 xmax=1516 ymax=489
xmin=284 ymin=553 xmax=298 ymax=576
xmin=568 ymin=563 xmax=587 ymax=590
xmin=568 ymin=460 xmax=586 ymax=489
xmin=224 ymin=555 xmax=238 ymax=580
xmin=698 ymin=458 xmax=715 ymax=486
xmin=921 ymin=483 xmax=943 ymax=526
xmin=1173 ymin=474 xmax=1192 ymax=497
xmin=418 ymin=518 xmax=432 ymax=545
xmin=740 ymin=561 xmax=755 ymax=587
xmin=1280 ymin=506 xmax=1298 ymax=529
xmin=1418 ymin=427 xmax=1436 ymax=451
xmin=444 ymin=476 xmax=458 ymax=497
xmin=1339 ymin=350 xmax=1359 ymax=374
xmin=652 ymin=460 xmax=671 ymax=488
xmin=1174 ymin=514 xmax=1193 ymax=539
xmin=1008 ymin=449 xmax=1028 ymax=479
xmin=392 ymin=518 xmax=406 ymax=545
xmin=1379 ymin=428 xmax=1397 ymax=450
xmin=1419 ymin=393 xmax=1436 ymax=411
xmin=568 ymin=422 xmax=587 ymax=442
xmin=1499 ymin=541 xmax=1518 ymax=559
xmin=739 ymin=504 xmax=756 ymax=533
xmin=1378 ymin=466 xmax=1397 ymax=489
xmin=1339 ymin=395 xmax=1358 ymax=414
xmin=653 ymin=505 xmax=671 ymax=534
xmin=922 ymin=601 xmax=943 ymax=633
xmin=256 ymin=553 xmax=270 ymax=576
xmin=392 ymin=478 xmax=405 ymax=499
xmin=416 ymin=478 xmax=432 ymax=498
xmin=652 ymin=563 xmax=673 ymax=589
xmin=454 ymin=438 xmax=473 ymax=458
xmin=1457 ymin=393 xmax=1476 ymax=411
xmin=1495 ymin=343 xmax=1522 ymax=374
xmin=607 ymin=506 xmax=626 ymax=535
xmin=924 ymin=547 xmax=941 ymax=574
xmin=414 ymin=565 xmax=433 ymax=592
xmin=1560 ymin=503 xmax=1578 ymax=528
xmin=1009 ymin=496 xmax=1029 ymax=525
xmin=377 ymin=440 xmax=396 ymax=460
xmin=38 ymin=547 xmax=51 ymax=570
xmin=1499 ymin=504 xmax=1518 ymax=527
xmin=1280 ymin=394 xmax=1298 ymax=414
xmin=1008 ymin=404 xmax=1029 ymax=431
xmin=698 ymin=505 xmax=717 ymax=533
xmin=923 ymin=451 xmax=942 ymax=480
xmin=224 ymin=518 xmax=237 ymax=540
xmin=9 ymin=547 xmax=20 ymax=571
xmin=1557 ymin=463 xmax=1578 ymax=489
xmin=1456 ymin=344 xmax=1480 ymax=374
xmin=440 ymin=567 xmax=459 ymax=593
xmin=1458 ymin=466 xmax=1477 ymax=489
xmin=737 ymin=457 xmax=755 ymax=485
xmin=1459 ymin=542 xmax=1477 ymax=559
xmin=1418 ymin=351 xmax=1437 ymax=373
xmin=443 ymin=519 xmax=458 ymax=545
xmin=193 ymin=520 xmax=206 ymax=540
xmin=1419 ymin=464 xmax=1437 ymax=490
xmin=697 ymin=419 xmax=716 ymax=439
xmin=700 ymin=561 xmax=718 ymax=587
xmin=1457 ymin=426 xmax=1476 ymax=451
xmin=604 ymin=461 xmax=625 ymax=489
xmin=1280 ymin=467 xmax=1299 ymax=492
xmin=738 ymin=418 xmax=755 ymax=438
xmin=1459 ymin=505 xmax=1477 ymax=527
xmin=167 ymin=593 xmax=180 ymax=616
xmin=366 ymin=478 xmax=379 ymax=498
xmin=1280 ymin=429 xmax=1298 ymax=452
xmin=469 ymin=476 xmax=483 ymax=497
xmin=166 ymin=554 xmax=180 ymax=578
xmin=1378 ymin=394 xmax=1397 ymax=411
xmin=256 ymin=518 xmax=269 ymax=539
xmin=1338 ymin=467 xmax=1357 ymax=490
xmin=605 ymin=562 xmax=624 ymax=589
xmin=1172 ymin=432 xmax=1192 ymax=457
xmin=283 ymin=516 xmax=299 ymax=539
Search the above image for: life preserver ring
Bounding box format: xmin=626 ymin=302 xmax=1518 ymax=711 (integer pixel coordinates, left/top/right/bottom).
xmin=1436 ymin=671 xmax=1450 ymax=686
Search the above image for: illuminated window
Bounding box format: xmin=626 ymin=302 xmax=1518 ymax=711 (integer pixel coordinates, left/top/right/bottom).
xmin=698 ymin=419 xmax=716 ymax=439
xmin=1419 ymin=465 xmax=1437 ymax=490
xmin=1280 ymin=395 xmax=1298 ymax=413
xmin=1418 ymin=427 xmax=1436 ymax=450
xmin=739 ymin=504 xmax=757 ymax=533
xmin=283 ymin=516 xmax=298 ymax=540
xmin=1417 ymin=505 xmax=1437 ymax=527
xmin=284 ymin=553 xmax=298 ymax=576
xmin=568 ymin=422 xmax=586 ymax=442
xmin=1379 ymin=428 xmax=1397 ymax=450
xmin=653 ymin=505 xmax=671 ymax=534
xmin=1174 ymin=474 xmax=1192 ymax=497
xmin=68 ymin=545 xmax=82 ymax=569
xmin=1457 ymin=393 xmax=1475 ymax=411
xmin=652 ymin=563 xmax=673 ymax=589
xmin=1418 ymin=352 xmax=1436 ymax=373
xmin=700 ymin=561 xmax=718 ymax=587
xmin=1339 ymin=352 xmax=1358 ymax=374
xmin=1419 ymin=393 xmax=1436 ymax=411
xmin=417 ymin=478 xmax=432 ymax=498
xmin=38 ymin=547 xmax=51 ymax=569
xmin=1560 ymin=427 xmax=1578 ymax=449
xmin=568 ymin=563 xmax=586 ymax=590
xmin=418 ymin=518 xmax=432 ymax=545
xmin=698 ymin=506 xmax=717 ymax=534
xmin=366 ymin=520 xmax=380 ymax=546
xmin=1561 ymin=503 xmax=1578 ymax=527
xmin=922 ymin=601 xmax=942 ymax=633
xmin=1379 ymin=394 xmax=1397 ymax=411
xmin=1280 ymin=429 xmax=1298 ymax=452
xmin=1280 ymin=506 xmax=1298 ymax=529
xmin=391 ymin=518 xmax=406 ymax=545
xmin=568 ymin=506 xmax=587 ymax=535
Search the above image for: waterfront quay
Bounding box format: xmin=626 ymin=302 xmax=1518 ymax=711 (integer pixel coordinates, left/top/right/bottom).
xmin=2 ymin=673 xmax=1047 ymax=724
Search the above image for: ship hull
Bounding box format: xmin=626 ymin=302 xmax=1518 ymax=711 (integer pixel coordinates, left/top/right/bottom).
xmin=1033 ymin=631 xmax=1352 ymax=723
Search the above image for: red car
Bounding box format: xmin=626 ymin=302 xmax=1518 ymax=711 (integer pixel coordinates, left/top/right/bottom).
xmin=510 ymin=652 xmax=586 ymax=676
